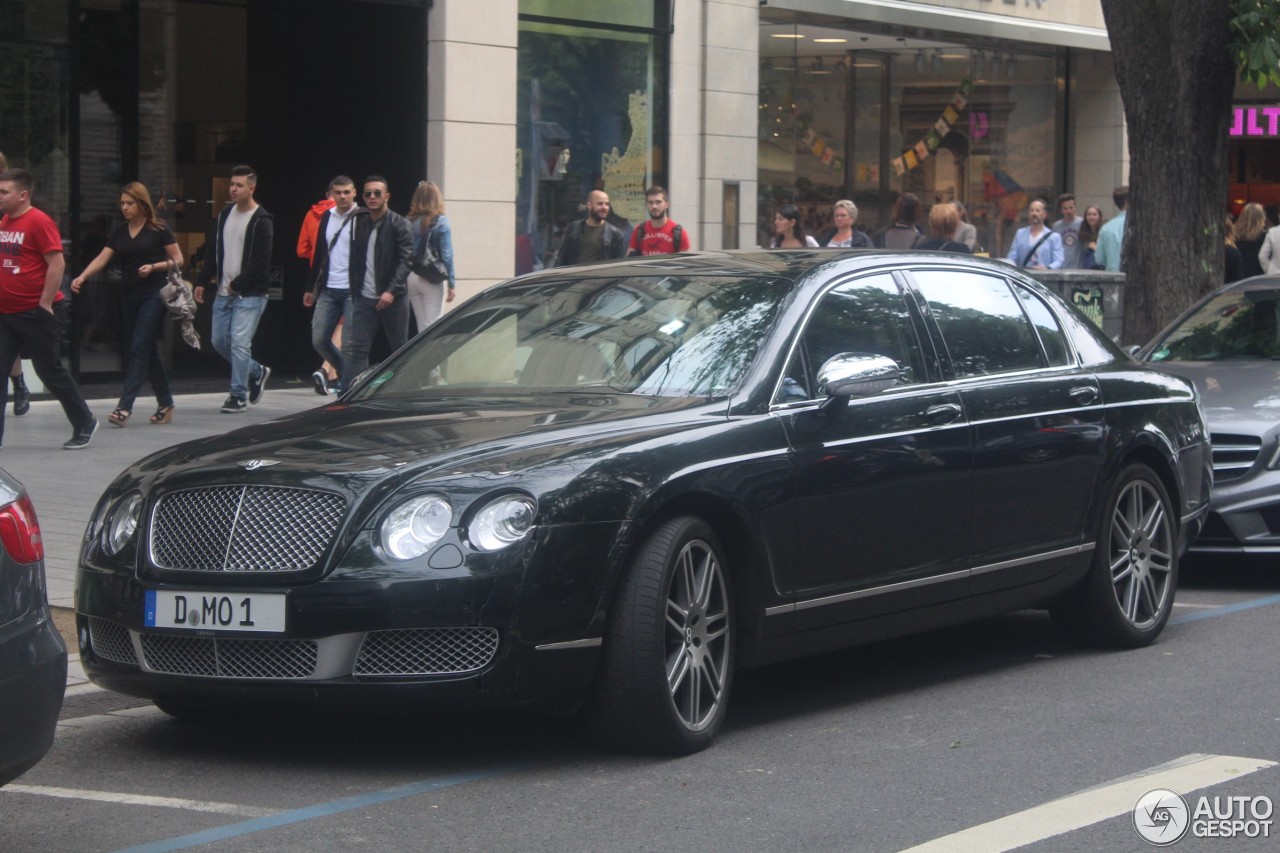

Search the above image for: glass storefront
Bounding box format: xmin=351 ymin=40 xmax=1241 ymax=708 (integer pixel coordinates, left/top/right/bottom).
xmin=758 ymin=16 xmax=1063 ymax=259
xmin=516 ymin=0 xmax=670 ymax=273
xmin=5 ymin=0 xmax=427 ymax=383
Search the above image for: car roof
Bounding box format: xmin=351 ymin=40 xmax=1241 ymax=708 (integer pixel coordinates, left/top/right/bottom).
xmin=507 ymin=249 xmax=1032 ymax=286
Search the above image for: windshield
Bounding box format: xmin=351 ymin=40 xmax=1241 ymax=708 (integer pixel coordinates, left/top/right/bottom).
xmin=350 ymin=273 xmax=793 ymax=399
xmin=1148 ymin=289 xmax=1280 ymax=362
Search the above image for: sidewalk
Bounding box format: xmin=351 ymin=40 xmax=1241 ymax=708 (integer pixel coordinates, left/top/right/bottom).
xmin=3 ymin=379 xmax=327 ymax=610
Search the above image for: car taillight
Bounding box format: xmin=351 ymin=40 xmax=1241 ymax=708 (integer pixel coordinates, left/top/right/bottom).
xmin=0 ymin=492 xmax=44 ymax=563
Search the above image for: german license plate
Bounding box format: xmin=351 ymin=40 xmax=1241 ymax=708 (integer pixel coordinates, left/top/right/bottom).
xmin=144 ymin=590 xmax=286 ymax=633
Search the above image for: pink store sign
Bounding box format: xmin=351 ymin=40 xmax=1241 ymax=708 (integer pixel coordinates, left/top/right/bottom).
xmin=1230 ymin=106 xmax=1280 ymax=137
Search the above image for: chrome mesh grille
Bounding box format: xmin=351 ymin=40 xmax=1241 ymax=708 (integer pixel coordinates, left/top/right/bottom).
xmin=353 ymin=628 xmax=499 ymax=677
xmin=1210 ymin=433 xmax=1262 ymax=482
xmin=151 ymin=486 xmax=345 ymax=572
xmin=88 ymin=617 xmax=138 ymax=665
xmin=140 ymin=634 xmax=319 ymax=679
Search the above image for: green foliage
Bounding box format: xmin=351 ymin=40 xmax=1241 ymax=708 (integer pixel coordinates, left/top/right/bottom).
xmin=1232 ymin=0 xmax=1280 ymax=87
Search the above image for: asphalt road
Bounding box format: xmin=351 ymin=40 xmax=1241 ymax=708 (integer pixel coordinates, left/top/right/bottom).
xmin=4 ymin=557 xmax=1277 ymax=853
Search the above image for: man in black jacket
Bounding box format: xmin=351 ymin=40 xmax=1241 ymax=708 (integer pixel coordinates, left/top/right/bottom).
xmin=344 ymin=176 xmax=413 ymax=383
xmin=553 ymin=190 xmax=624 ymax=266
xmin=196 ymin=164 xmax=274 ymax=413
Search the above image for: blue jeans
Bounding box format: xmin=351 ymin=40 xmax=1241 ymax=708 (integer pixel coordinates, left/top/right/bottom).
xmin=118 ymin=289 xmax=173 ymax=412
xmin=345 ymin=294 xmax=410 ymax=385
xmin=211 ymin=294 xmax=267 ymax=400
xmin=311 ymin=288 xmax=351 ymax=391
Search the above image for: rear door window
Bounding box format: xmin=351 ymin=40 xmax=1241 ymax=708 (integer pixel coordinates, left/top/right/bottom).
xmin=911 ymin=269 xmax=1045 ymax=378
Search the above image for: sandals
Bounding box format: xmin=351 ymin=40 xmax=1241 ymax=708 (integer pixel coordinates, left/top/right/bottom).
xmin=108 ymin=408 xmax=130 ymax=427
xmin=149 ymin=405 xmax=175 ymax=425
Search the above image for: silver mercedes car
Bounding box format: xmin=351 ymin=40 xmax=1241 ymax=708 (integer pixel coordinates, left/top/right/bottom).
xmin=1141 ymin=274 xmax=1280 ymax=555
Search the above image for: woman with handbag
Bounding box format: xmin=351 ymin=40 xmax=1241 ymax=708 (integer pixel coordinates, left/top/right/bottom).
xmin=70 ymin=182 xmax=182 ymax=426
xmin=405 ymin=181 xmax=456 ymax=334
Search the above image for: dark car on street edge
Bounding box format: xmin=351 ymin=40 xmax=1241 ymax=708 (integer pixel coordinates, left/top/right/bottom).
xmin=76 ymin=250 xmax=1211 ymax=754
xmin=1 ymin=468 xmax=67 ymax=785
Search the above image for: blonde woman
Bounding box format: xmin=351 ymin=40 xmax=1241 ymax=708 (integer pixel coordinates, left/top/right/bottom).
xmin=1233 ymin=202 xmax=1267 ymax=279
xmin=71 ymin=182 xmax=182 ymax=426
xmin=405 ymin=181 xmax=456 ymax=334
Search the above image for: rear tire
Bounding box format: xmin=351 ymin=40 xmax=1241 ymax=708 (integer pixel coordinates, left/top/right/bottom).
xmin=1053 ymin=463 xmax=1178 ymax=648
xmin=589 ymin=516 xmax=734 ymax=754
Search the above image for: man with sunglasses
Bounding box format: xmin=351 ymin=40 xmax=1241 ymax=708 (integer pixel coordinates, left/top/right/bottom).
xmin=343 ymin=176 xmax=412 ymax=385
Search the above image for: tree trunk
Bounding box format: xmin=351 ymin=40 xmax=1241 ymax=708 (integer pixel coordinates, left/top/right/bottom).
xmin=1100 ymin=0 xmax=1237 ymax=345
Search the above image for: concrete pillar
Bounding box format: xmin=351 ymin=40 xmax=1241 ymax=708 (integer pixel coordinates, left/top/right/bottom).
xmin=426 ymin=0 xmax=519 ymax=302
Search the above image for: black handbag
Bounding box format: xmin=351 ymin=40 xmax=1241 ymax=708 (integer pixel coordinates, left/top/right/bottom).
xmin=411 ymin=221 xmax=449 ymax=283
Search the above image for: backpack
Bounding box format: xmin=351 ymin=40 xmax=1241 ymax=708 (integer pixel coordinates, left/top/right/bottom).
xmin=411 ymin=219 xmax=449 ymax=283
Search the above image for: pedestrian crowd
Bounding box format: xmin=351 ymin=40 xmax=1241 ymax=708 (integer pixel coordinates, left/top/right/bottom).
xmin=7 ymin=141 xmax=1279 ymax=453
xmin=0 ymin=154 xmax=456 ymax=450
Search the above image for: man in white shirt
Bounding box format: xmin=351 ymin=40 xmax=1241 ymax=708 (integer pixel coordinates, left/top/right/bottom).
xmin=195 ymin=165 xmax=274 ymax=413
xmin=304 ymin=176 xmax=359 ymax=393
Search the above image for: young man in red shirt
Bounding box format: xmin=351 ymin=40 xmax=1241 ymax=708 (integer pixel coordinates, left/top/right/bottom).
xmin=627 ymin=186 xmax=691 ymax=256
xmin=0 ymin=169 xmax=97 ymax=448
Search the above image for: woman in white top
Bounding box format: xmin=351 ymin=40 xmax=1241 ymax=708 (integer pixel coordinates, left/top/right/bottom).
xmin=1259 ymin=222 xmax=1280 ymax=275
xmin=770 ymin=203 xmax=819 ymax=248
xmin=405 ymin=181 xmax=456 ymax=334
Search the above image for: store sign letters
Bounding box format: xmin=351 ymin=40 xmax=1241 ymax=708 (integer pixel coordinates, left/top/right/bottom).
xmin=1230 ymin=106 xmax=1280 ymax=138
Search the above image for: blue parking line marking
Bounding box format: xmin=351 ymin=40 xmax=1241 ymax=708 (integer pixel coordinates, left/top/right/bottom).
xmin=111 ymin=764 xmax=536 ymax=853
xmin=1170 ymin=592 xmax=1280 ymax=626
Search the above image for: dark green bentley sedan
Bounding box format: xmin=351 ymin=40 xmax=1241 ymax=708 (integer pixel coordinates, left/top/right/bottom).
xmin=76 ymin=251 xmax=1210 ymax=754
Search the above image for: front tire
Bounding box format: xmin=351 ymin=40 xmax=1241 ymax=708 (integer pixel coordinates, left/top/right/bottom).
xmin=590 ymin=516 xmax=734 ymax=754
xmin=1053 ymin=463 xmax=1178 ymax=648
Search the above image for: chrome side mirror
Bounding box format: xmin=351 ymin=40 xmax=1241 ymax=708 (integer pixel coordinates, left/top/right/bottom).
xmin=816 ymin=353 xmax=903 ymax=411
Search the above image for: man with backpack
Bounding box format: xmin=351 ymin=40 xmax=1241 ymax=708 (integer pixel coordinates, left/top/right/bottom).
xmin=627 ymin=186 xmax=691 ymax=256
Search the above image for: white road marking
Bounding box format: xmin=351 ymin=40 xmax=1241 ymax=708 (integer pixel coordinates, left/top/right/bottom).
xmin=1172 ymin=602 xmax=1220 ymax=609
xmin=1 ymin=784 xmax=279 ymax=817
xmin=900 ymin=753 xmax=1277 ymax=852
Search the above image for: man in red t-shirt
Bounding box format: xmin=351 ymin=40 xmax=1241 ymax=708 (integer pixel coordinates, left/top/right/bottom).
xmin=627 ymin=186 xmax=691 ymax=257
xmin=0 ymin=169 xmax=96 ymax=448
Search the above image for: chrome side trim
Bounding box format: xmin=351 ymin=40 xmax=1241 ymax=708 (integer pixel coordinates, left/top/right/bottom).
xmin=766 ymin=568 xmax=970 ymax=617
xmin=535 ymin=637 xmax=603 ymax=651
xmin=766 ymin=543 xmax=1094 ymax=617
xmin=969 ymin=543 xmax=1095 ymax=576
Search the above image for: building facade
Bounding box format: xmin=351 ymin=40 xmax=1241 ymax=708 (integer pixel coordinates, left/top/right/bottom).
xmin=3 ymin=0 xmax=1142 ymax=383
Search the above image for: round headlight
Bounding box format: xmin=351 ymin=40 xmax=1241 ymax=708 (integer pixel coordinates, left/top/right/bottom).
xmin=103 ymin=493 xmax=143 ymax=556
xmin=381 ymin=495 xmax=452 ymax=560
xmin=468 ymin=495 xmax=537 ymax=552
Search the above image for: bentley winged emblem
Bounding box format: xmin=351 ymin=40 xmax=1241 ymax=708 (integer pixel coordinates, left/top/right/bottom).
xmin=239 ymin=459 xmax=282 ymax=471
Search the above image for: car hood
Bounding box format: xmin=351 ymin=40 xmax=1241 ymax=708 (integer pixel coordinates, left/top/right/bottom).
xmin=1148 ymin=360 xmax=1280 ymax=432
xmin=131 ymin=393 xmax=724 ymax=486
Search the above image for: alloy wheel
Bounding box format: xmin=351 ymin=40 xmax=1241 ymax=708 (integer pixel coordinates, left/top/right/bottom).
xmin=1108 ymin=478 xmax=1174 ymax=629
xmin=664 ymin=538 xmax=731 ymax=732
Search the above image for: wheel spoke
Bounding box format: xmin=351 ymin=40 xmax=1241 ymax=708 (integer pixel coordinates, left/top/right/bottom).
xmin=666 ymin=597 xmax=687 ymax=634
xmin=1122 ymin=575 xmax=1141 ymax=621
xmin=667 ymin=645 xmax=690 ymax=693
xmin=687 ymin=659 xmax=702 ymax=722
xmin=1110 ymin=552 xmax=1132 ymax=581
xmin=692 ymin=551 xmax=714 ymax=610
xmin=677 ymin=548 xmax=696 ymax=609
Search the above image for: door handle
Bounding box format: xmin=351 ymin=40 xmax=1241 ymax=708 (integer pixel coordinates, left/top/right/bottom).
xmin=1069 ymin=386 xmax=1099 ymax=405
xmin=924 ymin=403 xmax=963 ymax=424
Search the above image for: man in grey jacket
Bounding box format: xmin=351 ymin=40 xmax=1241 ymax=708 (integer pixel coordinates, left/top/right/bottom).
xmin=344 ymin=176 xmax=413 ymax=383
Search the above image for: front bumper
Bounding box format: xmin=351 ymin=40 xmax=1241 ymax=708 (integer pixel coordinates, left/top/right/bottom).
xmin=75 ymin=523 xmax=620 ymax=711
xmin=1189 ymin=467 xmax=1280 ymax=555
